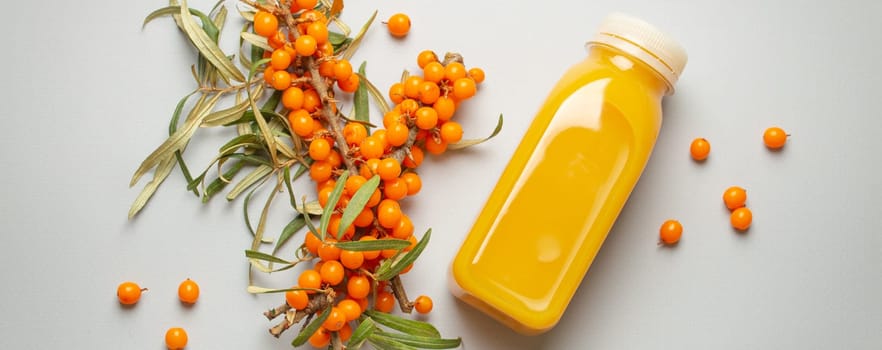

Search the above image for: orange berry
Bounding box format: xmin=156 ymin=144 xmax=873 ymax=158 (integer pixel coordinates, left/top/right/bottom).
xmin=347 ymin=275 xmax=371 ymax=299
xmin=452 ymin=77 xmax=477 ymax=100
xmin=383 ymin=177 xmax=408 ymax=201
xmin=318 ymin=239 xmax=342 ymax=262
xmin=723 ymin=186 xmax=747 ymax=210
xmin=338 ymin=322 xmax=353 ymax=341
xmin=366 ymin=188 xmax=382 ymax=208
xmin=417 ymin=50 xmax=438 ymax=69
xmin=285 ymin=289 xmax=309 ymax=310
xmin=440 ymin=121 xmax=463 ymax=143
xmin=340 ymin=250 xmax=364 ymax=270
xmin=400 ymin=172 xmax=422 ymax=195
xmin=308 ymin=327 xmax=331 ymax=348
xmin=319 ymin=59 xmax=336 ymax=78
xmin=468 ymin=67 xmax=485 ymax=84
xmin=404 ymin=234 xmax=418 ymax=251
xmin=358 ymin=236 xmax=381 ymax=260
xmin=444 ymin=62 xmax=467 ymax=82
xmin=271 ymin=49 xmax=293 ymax=70
xmin=422 ymin=61 xmax=445 ymax=83
xmin=731 ymin=207 xmax=753 ymax=231
xmin=403 ymin=76 xmax=423 ymax=99
xmin=337 ymin=299 xmax=362 ymax=322
xmin=296 ymin=0 xmax=318 ymax=10
xmin=377 ymin=158 xmax=402 ymax=181
xmin=402 ymin=145 xmax=424 ymax=168
xmin=288 ymin=110 xmax=313 ymax=137
xmin=424 ymin=137 xmax=448 ymax=155
xmin=177 ymin=279 xmax=199 ymax=304
xmin=659 ymin=219 xmax=683 ymax=245
xmin=165 ymin=327 xmax=188 ymax=350
xmin=298 ymin=269 xmax=322 ymax=291
xmin=263 ymin=65 xmax=275 ymax=84
xmin=326 ymin=149 xmax=342 ymax=168
xmin=690 ymin=137 xmax=711 ymax=161
xmin=322 ymin=307 xmax=346 ymax=331
xmin=386 ymin=13 xmax=411 ymax=37
xmin=117 ymin=281 xmax=144 ymax=305
xmin=268 ymin=30 xmax=286 ymax=49
xmin=383 ymin=110 xmax=404 ymax=129
xmin=328 ymin=214 xmax=354 ymax=238
xmin=270 ymin=70 xmax=292 ymax=90
xmin=360 ymin=158 xmax=381 ymax=178
xmin=386 ymin=122 xmax=410 ymax=147
xmin=763 ymin=126 xmax=788 ymax=149
xmin=414 ymin=295 xmax=433 ymax=314
xmin=253 ymin=11 xmax=279 ymax=37
xmin=391 ymin=214 xmax=414 ymax=239
xmin=306 ymin=21 xmax=329 ymax=44
xmin=338 ymin=73 xmax=360 ymax=93
xmin=304 ymin=231 xmax=321 ymax=255
xmin=373 ymin=129 xmax=390 ymax=151
xmin=344 ymin=175 xmax=367 ymax=196
xmin=320 ymin=260 xmax=345 ymax=286
xmin=294 ymin=35 xmax=318 ymax=56
xmin=282 ymin=87 xmax=305 ymax=111
xmin=360 ymin=136 xmax=384 ymax=160
xmin=309 ymin=160 xmax=333 ymax=183
xmin=377 ymin=199 xmax=402 ymax=228
xmin=299 ymin=9 xmax=327 ymax=24
xmin=418 ymin=81 xmax=441 ymax=105
xmin=333 ymin=60 xmax=353 ymax=81
xmin=343 ymin=122 xmax=368 ymax=146
xmin=308 ymin=138 xmax=332 ymax=161
xmin=353 ymin=208 xmax=374 ymax=228
xmin=414 ymin=107 xmax=438 ymax=130
xmin=303 ymin=89 xmax=321 ymax=112
xmin=433 ymin=96 xmax=456 ymax=122
xmin=375 ymin=291 xmax=395 ymax=312
xmin=389 ymin=83 xmax=406 ymax=104
xmin=317 ymin=186 xmax=333 ymax=208
xmin=399 ymin=98 xmax=419 ymax=115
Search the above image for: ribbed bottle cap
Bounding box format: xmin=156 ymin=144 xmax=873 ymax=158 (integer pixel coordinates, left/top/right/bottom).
xmin=589 ymin=13 xmax=688 ymax=92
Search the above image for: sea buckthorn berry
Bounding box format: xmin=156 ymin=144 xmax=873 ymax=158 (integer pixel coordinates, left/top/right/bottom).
xmin=383 ymin=110 xmax=404 ymax=128
xmin=723 ymin=186 xmax=747 ymax=210
xmin=318 ymin=239 xmax=342 ymax=262
xmin=322 ymin=307 xmax=346 ymax=331
xmin=343 ymin=122 xmax=368 ymax=146
xmin=386 ymin=122 xmax=410 ymax=147
xmin=468 ymin=67 xmax=485 ymax=84
xmin=319 ymin=59 xmax=336 ymax=78
xmin=380 ymin=239 xmax=400 ymax=258
xmin=285 ymin=289 xmax=309 ymax=310
xmin=659 ymin=219 xmax=683 ymax=245
xmin=690 ymin=137 xmax=711 ymax=161
xmin=317 ymin=41 xmax=334 ymax=56
xmin=389 ymin=83 xmax=405 ymax=104
xmin=299 ymin=9 xmax=327 ymax=24
xmin=373 ymin=129 xmax=390 ymax=151
xmin=403 ymin=76 xmax=423 ymax=99
xmin=271 ymin=49 xmax=293 ymax=70
xmin=402 ymin=145 xmax=424 ymax=168
xmin=339 ymin=322 xmax=353 ymax=341
xmin=418 ymin=81 xmax=441 ymax=105
xmin=289 ymin=110 xmax=314 ymax=137
xmin=317 ymin=185 xmax=333 ymax=207
xmin=444 ymin=62 xmax=467 ymax=82
xmin=425 ymin=137 xmax=448 ymax=155
xmin=452 ymin=77 xmax=477 ymax=100
xmin=177 ymin=279 xmax=199 ymax=304
xmin=399 ymin=99 xmax=419 ymax=115
xmin=303 ymin=89 xmax=321 ymax=112
xmin=270 ymin=70 xmax=292 ymax=90
xmin=731 ymin=207 xmax=753 ymax=231
xmin=360 ymin=136 xmax=384 ymax=160
xmin=366 ymin=188 xmax=382 ymax=208
xmin=401 ymin=172 xmax=422 ymax=195
xmin=358 ymin=237 xmax=380 ymax=260
xmin=308 ymin=327 xmax=330 ymax=348
xmin=360 ymin=158 xmax=381 ymax=178
xmin=415 ymin=107 xmax=438 ymax=130
xmin=263 ymin=66 xmax=276 ymax=84
xmin=326 ymin=149 xmax=342 ymax=168
xmin=378 ymin=158 xmax=402 ymax=181
xmin=347 ymin=275 xmax=371 ymax=299
xmin=117 ymin=281 xmax=144 ymax=305
xmin=763 ymin=126 xmax=788 ymax=149
xmin=338 ymin=74 xmax=360 ymax=93
xmin=309 ymin=161 xmax=333 ymax=183
xmin=337 ymin=299 xmax=362 ymax=322
xmin=383 ymin=177 xmax=408 ymax=201
xmin=295 ymin=35 xmax=318 ymax=56
xmin=417 ymin=50 xmax=438 ymax=69
xmin=268 ymin=30 xmax=286 ymax=49
xmin=298 ymin=269 xmax=322 ymax=291
xmin=377 ymin=199 xmax=402 ymax=228
xmin=344 ymin=175 xmax=367 ymax=196
xmin=414 ymin=295 xmax=433 ymax=314
xmin=340 ymin=250 xmax=364 ymax=270
xmin=320 ymin=260 xmax=345 ymax=286
xmin=353 ymin=208 xmax=374 ymax=228
xmin=253 ymin=11 xmax=278 ymax=37
xmin=333 ymin=60 xmax=353 ymax=81
xmin=422 ymin=61 xmax=445 ymax=83
xmin=165 ymin=327 xmax=188 ymax=350
xmin=386 ymin=13 xmax=411 ymax=37
xmin=392 ymin=214 xmax=414 ymax=239
xmin=305 ymin=231 xmax=321 ymax=255
xmin=307 ymin=21 xmax=329 ymax=44
xmin=317 ymin=178 xmax=336 ymax=192
xmin=375 ymin=291 xmax=395 ymax=312
xmin=329 ymin=214 xmax=354 ymax=238
xmin=440 ymin=121 xmax=463 ymax=143
xmin=296 ymin=0 xmax=318 ymax=10
xmin=433 ymin=96 xmax=456 ymax=122
xmin=282 ymin=87 xmax=305 ymax=111
xmin=308 ymin=138 xmax=332 ymax=161
xmin=404 ymin=234 xmax=418 ymax=251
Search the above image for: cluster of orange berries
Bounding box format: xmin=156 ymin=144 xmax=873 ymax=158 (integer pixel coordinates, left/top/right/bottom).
xmin=116 ymin=279 xmax=200 ymax=349
xmin=661 ymin=126 xmax=789 ymax=245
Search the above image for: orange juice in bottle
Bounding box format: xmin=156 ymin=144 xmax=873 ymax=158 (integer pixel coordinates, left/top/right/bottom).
xmin=450 ymin=13 xmax=688 ymax=335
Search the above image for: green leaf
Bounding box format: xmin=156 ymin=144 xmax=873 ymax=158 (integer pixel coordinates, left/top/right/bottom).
xmin=241 ymin=31 xmax=272 ymax=51
xmin=328 ymin=31 xmax=349 ymax=45
xmin=226 ymin=164 xmax=273 ymax=201
xmin=333 ymin=238 xmax=409 ymax=252
xmin=246 ymin=58 xmax=278 ymax=164
xmin=262 ymin=89 xmax=282 ymax=111
xmin=353 ymin=62 xmax=370 ymax=124
xmin=347 ymin=318 xmax=376 ymax=350
xmin=337 ymin=175 xmax=380 ymax=239
xmin=245 ymin=250 xmax=291 ymax=264
xmin=448 ymin=114 xmax=504 ymax=150
xmin=292 ymin=305 xmax=332 ymax=347
xmin=301 ymin=197 xmax=321 ymax=240
xmin=272 ymin=215 xmax=306 ymax=256
xmin=363 ymin=310 xmax=441 ymax=338
xmin=143 ymin=6 xmax=212 ymax=32
xmin=246 ymin=285 xmax=320 ymax=294
xmin=179 ymin=0 xmax=245 ymax=82
xmin=373 ymin=333 xmax=462 ymax=349
xmin=357 ymin=72 xmax=391 ymax=116
xmin=319 ymin=172 xmax=349 ymax=239
xmin=368 ymin=335 xmax=418 ymax=350
xmin=202 ymin=159 xmax=244 ymax=202
xmin=375 ymin=230 xmax=431 ymax=281
xmin=168 ymin=91 xmax=200 ymax=196
xmin=282 ymin=166 xmax=298 ymax=207
xmin=200 ymin=89 xmax=259 ymax=127
xmin=341 ymin=10 xmax=377 ymax=61
xmin=128 ymin=155 xmax=176 ymax=219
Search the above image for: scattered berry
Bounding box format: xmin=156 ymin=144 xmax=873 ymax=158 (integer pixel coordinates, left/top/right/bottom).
xmin=690 ymin=137 xmax=710 ymax=161
xmin=659 ymin=219 xmax=683 ymax=245
xmin=763 ymin=126 xmax=788 ymax=149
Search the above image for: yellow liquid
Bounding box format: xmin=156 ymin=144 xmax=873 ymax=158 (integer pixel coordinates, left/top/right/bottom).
xmin=451 ymin=45 xmax=668 ymax=334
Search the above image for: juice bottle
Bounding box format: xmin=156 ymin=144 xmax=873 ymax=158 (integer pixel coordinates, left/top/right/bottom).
xmin=450 ymin=13 xmax=688 ymax=335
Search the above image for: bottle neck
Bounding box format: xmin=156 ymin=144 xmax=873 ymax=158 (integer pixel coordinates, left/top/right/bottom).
xmin=586 ymin=44 xmax=671 ymax=97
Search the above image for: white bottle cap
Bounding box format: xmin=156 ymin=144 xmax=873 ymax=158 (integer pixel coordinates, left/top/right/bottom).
xmin=589 ymin=13 xmax=688 ymax=93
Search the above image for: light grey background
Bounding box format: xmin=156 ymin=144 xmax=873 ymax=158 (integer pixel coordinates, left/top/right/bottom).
xmin=1 ymin=0 xmax=880 ymax=349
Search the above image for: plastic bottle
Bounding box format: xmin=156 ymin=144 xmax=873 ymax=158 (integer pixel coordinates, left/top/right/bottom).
xmin=450 ymin=13 xmax=688 ymax=335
